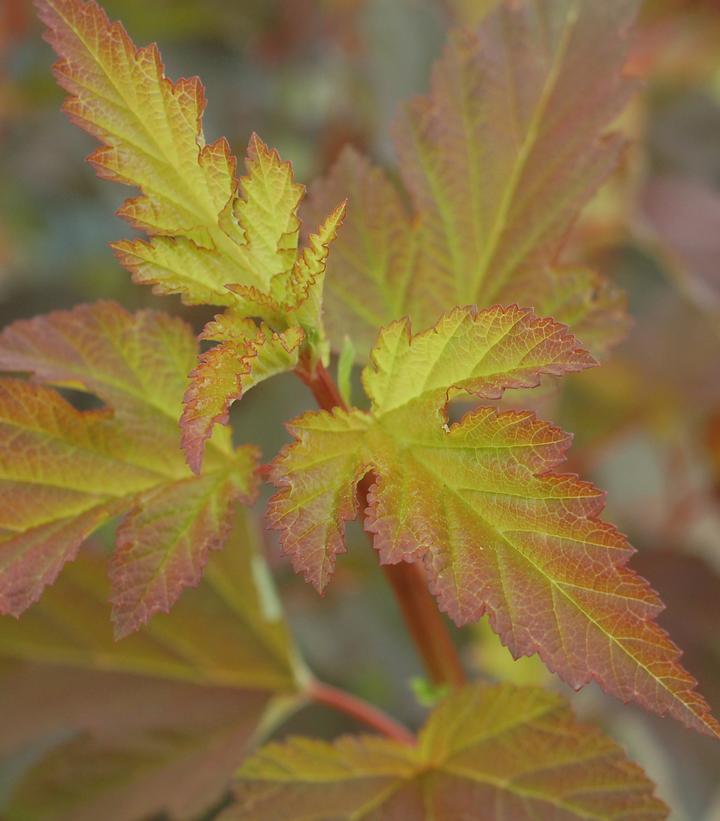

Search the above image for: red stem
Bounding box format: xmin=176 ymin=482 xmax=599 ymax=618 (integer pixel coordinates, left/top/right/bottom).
xmin=309 ymin=679 xmax=415 ymax=745
xmin=296 ymin=359 xmax=466 ymax=688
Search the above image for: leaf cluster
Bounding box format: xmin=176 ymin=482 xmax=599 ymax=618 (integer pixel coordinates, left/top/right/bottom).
xmin=0 ymin=0 xmax=718 ymax=818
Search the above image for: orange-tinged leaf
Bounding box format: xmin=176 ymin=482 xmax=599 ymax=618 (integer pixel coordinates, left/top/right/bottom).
xmin=269 ymin=407 xmax=370 ymax=592
xmin=110 ymin=456 xmax=257 ymax=638
xmin=0 ymin=519 xmax=304 ymax=821
xmin=224 ymin=683 xmax=667 ymax=820
xmin=0 ymin=302 xmax=258 ymax=629
xmin=181 ymin=323 xmax=304 ymax=474
xmin=270 ymin=305 xmax=720 ymax=737
xmin=305 ymin=0 xmax=639 ymax=359
xmin=305 ymin=147 xmax=416 ymax=357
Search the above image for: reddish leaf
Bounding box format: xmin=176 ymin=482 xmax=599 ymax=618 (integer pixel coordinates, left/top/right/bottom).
xmin=270 ymin=305 xmax=720 ymax=737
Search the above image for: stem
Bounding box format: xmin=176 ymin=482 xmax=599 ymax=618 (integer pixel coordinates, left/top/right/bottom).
xmin=309 ymin=679 xmax=415 ymax=745
xmin=296 ymin=360 xmax=466 ymax=688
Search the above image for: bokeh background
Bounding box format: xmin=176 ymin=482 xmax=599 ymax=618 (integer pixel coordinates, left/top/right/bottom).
xmin=1 ymin=0 xmax=720 ymax=818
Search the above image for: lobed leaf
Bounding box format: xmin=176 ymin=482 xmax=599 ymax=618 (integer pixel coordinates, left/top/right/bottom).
xmin=0 ymin=518 xmax=305 ymax=821
xmin=39 ymin=0 xmax=345 ymax=364
xmin=270 ymin=305 xmax=720 ymax=737
xmin=305 ymin=0 xmax=638 ymax=359
xmin=224 ymin=683 xmax=667 ymax=820
xmin=36 ymin=0 xmax=239 ymax=245
xmin=181 ymin=323 xmax=305 ymax=474
xmin=0 ymin=302 xmax=257 ymax=632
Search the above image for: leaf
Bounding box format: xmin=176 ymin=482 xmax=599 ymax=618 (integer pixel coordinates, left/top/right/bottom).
xmin=39 ymin=0 xmax=344 ymax=361
xmin=181 ymin=322 xmax=305 ymax=474
xmin=0 ymin=301 xmax=258 ymax=630
xmin=36 ymin=0 xmax=239 ymax=245
xmin=223 ymin=683 xmax=667 ymax=820
xmin=109 ymin=457 xmax=257 ymax=638
xmin=269 ymin=305 xmax=720 ymax=737
xmin=0 ymin=517 xmax=305 ymax=821
xmin=305 ymin=0 xmax=639 ymax=358
xmin=233 ymin=133 xmax=305 ymax=283
xmin=632 ymin=549 xmax=720 ymax=715
xmin=286 ymin=200 xmax=347 ymax=362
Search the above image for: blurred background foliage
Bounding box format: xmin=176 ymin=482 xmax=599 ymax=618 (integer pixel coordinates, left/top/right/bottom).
xmin=1 ymin=0 xmax=720 ymax=818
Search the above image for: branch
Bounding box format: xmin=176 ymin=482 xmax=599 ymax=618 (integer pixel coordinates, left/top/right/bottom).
xmin=309 ymin=679 xmax=415 ymax=745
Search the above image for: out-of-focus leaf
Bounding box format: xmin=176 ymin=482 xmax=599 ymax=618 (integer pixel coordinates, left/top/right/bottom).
xmin=0 ymin=515 xmax=305 ymax=821
xmin=306 ymin=0 xmax=638 ymax=359
xmin=223 ymin=683 xmax=667 ymax=820
xmin=642 ymin=175 xmax=720 ymax=314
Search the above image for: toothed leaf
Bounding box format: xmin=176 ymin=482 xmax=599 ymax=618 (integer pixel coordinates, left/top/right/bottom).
xmin=305 ymin=0 xmax=639 ymax=358
xmin=39 ymin=0 xmax=344 ymax=357
xmin=182 ymin=323 xmax=304 ymax=474
xmin=0 ymin=302 xmax=257 ymax=630
xmin=270 ymin=305 xmax=720 ymax=737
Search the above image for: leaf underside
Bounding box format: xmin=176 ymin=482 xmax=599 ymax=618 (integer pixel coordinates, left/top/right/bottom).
xmin=270 ymin=304 xmax=720 ymax=738
xmin=224 ymin=683 xmax=667 ymax=821
xmin=304 ymin=0 xmax=638 ymax=360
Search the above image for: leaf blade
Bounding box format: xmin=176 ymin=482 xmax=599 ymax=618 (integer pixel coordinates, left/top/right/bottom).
xmin=0 ymin=302 xmax=257 ymax=623
xmin=224 ymin=683 xmax=667 ymax=820
xmin=270 ymin=305 xmax=720 ymax=737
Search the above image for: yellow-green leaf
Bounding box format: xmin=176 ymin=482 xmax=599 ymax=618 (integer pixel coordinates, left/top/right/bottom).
xmin=269 ymin=305 xmax=720 ymax=738
xmin=39 ymin=0 xmax=344 ymax=358
xmin=224 ymin=683 xmax=667 ymax=820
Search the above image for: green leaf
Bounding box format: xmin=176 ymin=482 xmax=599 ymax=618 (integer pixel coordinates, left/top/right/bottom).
xmin=223 ymin=683 xmax=667 ymax=820
xmin=39 ymin=0 xmax=345 ymax=360
xmin=305 ymin=0 xmax=638 ymax=359
xmin=37 ymin=0 xmax=240 ymax=246
xmin=0 ymin=301 xmax=257 ymax=631
xmin=0 ymin=515 xmax=305 ymax=821
xmin=269 ymin=305 xmax=720 ymax=737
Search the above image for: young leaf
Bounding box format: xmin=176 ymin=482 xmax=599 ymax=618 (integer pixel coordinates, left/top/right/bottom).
xmin=0 ymin=519 xmax=305 ymax=821
xmin=36 ymin=0 xmax=239 ymax=245
xmin=112 ymin=135 xmax=306 ymax=305
xmin=305 ymin=0 xmax=638 ymax=358
xmin=223 ymin=683 xmax=667 ymax=820
xmin=0 ymin=302 xmax=257 ymax=632
xmin=269 ymin=305 xmax=720 ymax=737
xmin=39 ymin=0 xmax=345 ymax=363
xmin=181 ymin=322 xmax=305 ymax=474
